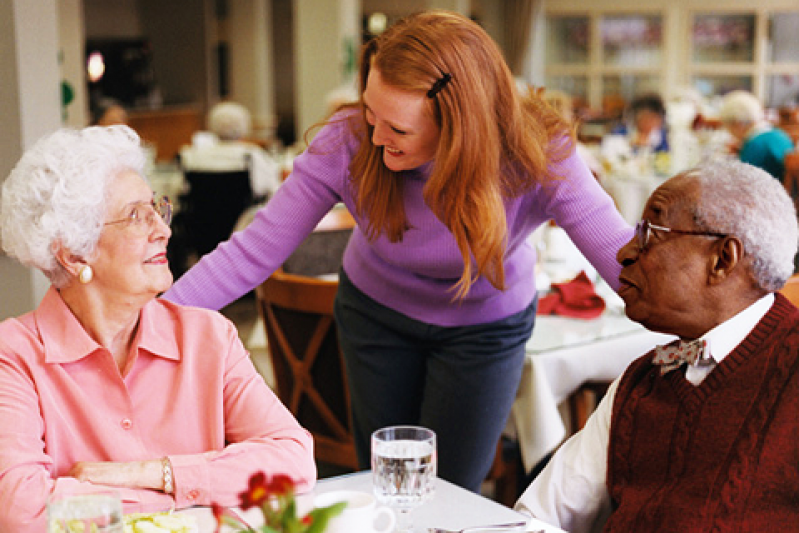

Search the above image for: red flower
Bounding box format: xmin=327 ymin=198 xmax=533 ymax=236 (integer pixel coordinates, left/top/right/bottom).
xmin=239 ymin=471 xmax=271 ymax=510
xmin=211 ymin=502 xmax=228 ymax=533
xmin=266 ymin=474 xmax=295 ymax=496
xmin=301 ymin=515 xmax=314 ymax=526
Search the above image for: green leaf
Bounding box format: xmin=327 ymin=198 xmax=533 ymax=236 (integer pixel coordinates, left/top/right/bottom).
xmin=303 ymin=502 xmax=347 ymax=533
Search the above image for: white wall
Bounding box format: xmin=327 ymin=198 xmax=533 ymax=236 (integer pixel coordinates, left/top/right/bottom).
xmin=1 ymin=0 xmax=62 ymax=319
xmin=59 ymin=0 xmax=88 ymax=127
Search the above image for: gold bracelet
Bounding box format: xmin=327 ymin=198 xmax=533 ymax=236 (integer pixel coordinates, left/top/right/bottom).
xmin=161 ymin=457 xmax=174 ymax=494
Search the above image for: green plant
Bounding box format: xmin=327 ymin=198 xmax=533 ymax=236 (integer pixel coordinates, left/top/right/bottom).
xmin=213 ymin=473 xmax=345 ymax=533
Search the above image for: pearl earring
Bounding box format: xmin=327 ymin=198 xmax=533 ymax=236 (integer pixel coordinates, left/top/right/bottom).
xmin=78 ymin=266 xmax=93 ymax=284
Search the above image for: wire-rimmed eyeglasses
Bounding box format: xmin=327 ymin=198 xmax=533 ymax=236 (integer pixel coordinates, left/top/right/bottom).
xmin=635 ymin=219 xmax=726 ymax=252
xmin=104 ymin=195 xmax=172 ymax=235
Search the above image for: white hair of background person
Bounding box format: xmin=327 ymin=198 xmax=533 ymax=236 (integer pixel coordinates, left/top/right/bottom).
xmin=0 ymin=126 xmax=146 ymax=288
xmin=689 ymin=159 xmax=798 ymax=291
xmin=718 ymin=90 xmax=765 ymax=126
xmin=208 ymin=102 xmax=252 ymax=140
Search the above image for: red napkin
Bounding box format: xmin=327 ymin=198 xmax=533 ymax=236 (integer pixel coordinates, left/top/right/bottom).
xmin=537 ymin=271 xmax=606 ymax=319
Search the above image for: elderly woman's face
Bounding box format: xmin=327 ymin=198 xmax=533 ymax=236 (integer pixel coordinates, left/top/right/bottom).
xmin=90 ymin=169 xmax=172 ymax=299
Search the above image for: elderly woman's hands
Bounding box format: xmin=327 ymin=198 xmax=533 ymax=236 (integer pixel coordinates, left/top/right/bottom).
xmin=68 ymin=459 xmax=167 ymax=493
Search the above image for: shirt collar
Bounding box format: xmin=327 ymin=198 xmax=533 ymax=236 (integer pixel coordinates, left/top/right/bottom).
xmin=36 ymin=287 xmax=180 ymax=364
xmin=698 ymin=293 xmax=775 ymax=365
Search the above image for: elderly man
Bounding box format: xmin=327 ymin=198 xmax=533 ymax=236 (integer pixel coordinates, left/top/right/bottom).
xmin=515 ymin=159 xmax=799 ymax=532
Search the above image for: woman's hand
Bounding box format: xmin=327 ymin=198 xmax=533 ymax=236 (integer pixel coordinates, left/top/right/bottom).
xmin=68 ymin=460 xmax=165 ymax=492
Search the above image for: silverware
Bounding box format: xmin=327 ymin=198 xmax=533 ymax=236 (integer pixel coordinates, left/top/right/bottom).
xmin=427 ymin=521 xmax=532 ymax=533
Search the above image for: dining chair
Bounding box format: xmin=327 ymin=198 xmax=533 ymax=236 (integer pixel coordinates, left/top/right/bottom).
xmin=779 ymin=273 xmax=799 ymax=307
xmin=567 ymin=381 xmax=612 ymax=435
xmin=167 ymin=154 xmax=254 ymax=279
xmin=255 ymin=269 xmax=359 ymax=471
xmin=783 ymin=151 xmax=799 ymax=204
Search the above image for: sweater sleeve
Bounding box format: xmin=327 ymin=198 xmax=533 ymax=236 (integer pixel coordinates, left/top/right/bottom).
xmin=541 ymin=147 xmax=633 ymax=290
xmin=162 ymin=119 xmax=354 ymax=310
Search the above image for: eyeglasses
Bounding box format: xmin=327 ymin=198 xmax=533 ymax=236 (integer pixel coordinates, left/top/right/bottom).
xmin=104 ymin=195 xmax=172 ymax=235
xmin=635 ymin=219 xmax=726 ymax=252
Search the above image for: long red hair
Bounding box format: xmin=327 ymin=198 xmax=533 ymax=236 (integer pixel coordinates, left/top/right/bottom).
xmin=343 ymin=10 xmax=573 ymax=299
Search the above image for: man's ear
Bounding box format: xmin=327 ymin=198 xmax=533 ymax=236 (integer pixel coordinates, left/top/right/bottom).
xmin=709 ymin=236 xmax=744 ymax=285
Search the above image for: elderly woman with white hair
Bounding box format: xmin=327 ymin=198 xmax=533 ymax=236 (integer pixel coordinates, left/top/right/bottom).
xmin=0 ymin=126 xmax=315 ymax=530
xmin=719 ymin=89 xmax=795 ymax=180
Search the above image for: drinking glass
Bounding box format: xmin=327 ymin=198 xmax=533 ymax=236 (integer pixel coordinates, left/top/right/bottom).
xmin=371 ymin=425 xmax=437 ymax=532
xmin=47 ymin=491 xmax=123 ymax=533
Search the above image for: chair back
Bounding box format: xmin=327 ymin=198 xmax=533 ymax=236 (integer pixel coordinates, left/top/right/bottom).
xmin=779 ymin=273 xmax=799 ymax=307
xmin=784 ymin=151 xmax=799 ymax=202
xmin=180 ymin=167 xmax=253 ymax=256
xmin=255 ymin=269 xmax=358 ymax=470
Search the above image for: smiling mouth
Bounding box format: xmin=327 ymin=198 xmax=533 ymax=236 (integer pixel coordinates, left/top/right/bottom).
xmin=144 ymin=253 xmax=168 ymax=265
xmin=385 ymin=147 xmax=402 ymax=156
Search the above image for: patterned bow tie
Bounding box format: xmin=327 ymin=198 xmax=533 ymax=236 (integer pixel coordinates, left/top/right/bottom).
xmin=652 ymin=339 xmax=709 ymax=375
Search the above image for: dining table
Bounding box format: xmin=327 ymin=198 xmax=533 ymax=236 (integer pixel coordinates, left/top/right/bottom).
xmin=177 ymin=471 xmax=566 ymax=532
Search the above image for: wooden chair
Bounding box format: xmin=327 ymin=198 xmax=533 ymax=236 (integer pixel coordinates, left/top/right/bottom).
xmin=567 ymin=381 xmax=612 ymax=434
xmin=783 ymin=151 xmax=799 ymax=204
xmin=167 ymin=155 xmax=254 ymax=278
xmin=255 ymin=269 xmax=358 ymax=471
xmin=779 ymin=273 xmax=799 ymax=307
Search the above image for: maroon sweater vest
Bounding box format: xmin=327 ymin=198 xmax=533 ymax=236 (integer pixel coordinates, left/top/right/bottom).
xmin=605 ymin=294 xmax=799 ymax=532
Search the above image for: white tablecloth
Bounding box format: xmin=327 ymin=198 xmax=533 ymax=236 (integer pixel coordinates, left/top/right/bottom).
xmin=180 ymin=471 xmax=564 ymax=532
xmin=511 ymin=310 xmax=674 ymax=471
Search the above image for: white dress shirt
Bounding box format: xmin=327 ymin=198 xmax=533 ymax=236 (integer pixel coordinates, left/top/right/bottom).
xmin=515 ymin=293 xmax=775 ymax=533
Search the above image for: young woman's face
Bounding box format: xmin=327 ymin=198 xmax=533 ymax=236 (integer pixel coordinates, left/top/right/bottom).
xmin=362 ymin=68 xmax=441 ymax=172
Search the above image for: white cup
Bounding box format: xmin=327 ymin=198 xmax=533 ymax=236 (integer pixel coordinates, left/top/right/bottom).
xmin=314 ymin=490 xmax=396 ymax=533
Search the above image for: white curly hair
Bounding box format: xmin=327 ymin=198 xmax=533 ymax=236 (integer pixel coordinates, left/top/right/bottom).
xmin=718 ymin=90 xmax=764 ymax=126
xmin=0 ymin=126 xmax=146 ymax=288
xmin=686 ymin=159 xmax=798 ymax=292
xmin=207 ymin=102 xmax=252 ymax=140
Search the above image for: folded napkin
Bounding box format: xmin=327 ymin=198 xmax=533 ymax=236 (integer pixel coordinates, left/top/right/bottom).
xmin=537 ymin=271 xmax=606 ymax=319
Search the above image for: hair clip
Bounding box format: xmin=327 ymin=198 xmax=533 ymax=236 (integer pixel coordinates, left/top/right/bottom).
xmin=427 ymin=73 xmax=452 ymax=99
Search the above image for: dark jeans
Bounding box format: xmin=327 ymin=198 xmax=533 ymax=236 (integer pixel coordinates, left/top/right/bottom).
xmin=334 ymin=269 xmax=535 ymax=493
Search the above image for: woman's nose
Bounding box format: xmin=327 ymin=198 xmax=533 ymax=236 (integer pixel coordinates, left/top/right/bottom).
xmin=371 ymin=122 xmax=388 ymax=146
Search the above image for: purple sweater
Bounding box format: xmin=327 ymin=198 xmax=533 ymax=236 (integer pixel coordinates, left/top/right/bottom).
xmin=163 ymin=115 xmax=632 ymax=327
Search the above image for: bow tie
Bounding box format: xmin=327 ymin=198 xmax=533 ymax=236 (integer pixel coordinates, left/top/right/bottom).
xmin=652 ymin=339 xmax=709 ymax=375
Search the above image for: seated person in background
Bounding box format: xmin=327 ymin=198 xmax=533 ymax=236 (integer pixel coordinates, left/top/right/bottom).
xmin=0 ymin=126 xmax=315 ymax=530
xmin=180 ymin=101 xmax=282 ymax=200
xmin=515 ymin=159 xmax=799 ymax=533
xmin=543 ymin=89 xmax=605 ymax=180
xmin=719 ymin=89 xmax=795 ymax=181
xmin=612 ymin=93 xmax=669 ymax=153
xmin=90 ymin=97 xmax=128 ymax=126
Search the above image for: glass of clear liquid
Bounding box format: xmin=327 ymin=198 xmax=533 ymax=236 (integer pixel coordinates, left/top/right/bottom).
xmin=372 ymin=425 xmax=437 ymax=532
xmin=47 ymin=491 xmax=123 ymax=533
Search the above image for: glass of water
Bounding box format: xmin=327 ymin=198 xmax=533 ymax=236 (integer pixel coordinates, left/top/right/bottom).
xmin=372 ymin=425 xmax=437 ymax=532
xmin=47 ymin=491 xmax=123 ymax=533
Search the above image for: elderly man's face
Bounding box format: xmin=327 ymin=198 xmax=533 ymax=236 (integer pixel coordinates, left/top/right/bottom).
xmin=616 ymin=175 xmax=720 ymax=337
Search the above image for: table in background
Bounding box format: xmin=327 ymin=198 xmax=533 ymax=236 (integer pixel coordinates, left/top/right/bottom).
xmin=181 ymin=471 xmax=564 ymax=532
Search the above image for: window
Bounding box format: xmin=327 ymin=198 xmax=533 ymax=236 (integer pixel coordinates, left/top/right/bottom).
xmin=544 ymin=11 xmax=664 ymax=117
xmin=541 ymin=2 xmax=799 ymax=112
